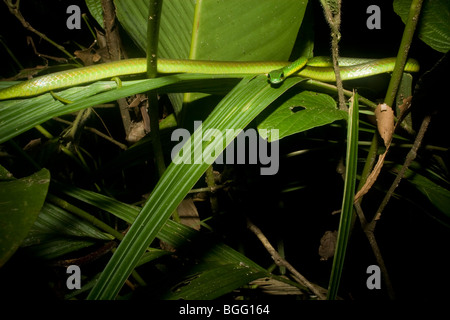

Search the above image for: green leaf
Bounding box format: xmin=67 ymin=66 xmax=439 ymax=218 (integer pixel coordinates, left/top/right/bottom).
xmin=114 ymin=0 xmax=307 ymax=118
xmin=0 ymin=165 xmax=14 ymax=180
xmin=394 ymin=0 xmax=450 ymax=53
xmin=401 ymin=168 xmax=450 ymax=218
xmin=0 ymin=168 xmax=50 ymax=267
xmin=257 ymin=90 xmax=347 ymax=142
xmin=0 ymin=75 xmax=242 ymax=144
xmin=327 ymin=92 xmax=358 ymax=300
xmin=115 ymin=0 xmax=195 ymax=58
xmin=182 ymin=0 xmax=307 ymax=123
xmin=115 ymin=0 xmax=307 ymax=60
xmin=85 ymin=0 xmax=104 ymax=28
xmin=114 ymin=0 xmax=196 ymax=114
xmin=163 ymin=264 xmax=266 ymax=300
xmin=87 ymin=76 xmax=304 ymax=300
xmin=56 ymin=183 xmax=282 ymax=299
xmin=23 ymin=238 xmax=96 ymax=260
xmin=57 ymin=182 xmax=269 ymax=271
xmin=22 ymin=202 xmax=113 ymax=247
xmin=190 ymin=0 xmax=307 ymax=61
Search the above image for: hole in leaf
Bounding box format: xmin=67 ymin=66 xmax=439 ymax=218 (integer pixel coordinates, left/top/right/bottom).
xmin=289 ymin=105 xmax=306 ymax=113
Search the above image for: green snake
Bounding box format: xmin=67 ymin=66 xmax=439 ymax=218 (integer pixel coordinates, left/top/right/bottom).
xmin=0 ymin=57 xmax=419 ymax=100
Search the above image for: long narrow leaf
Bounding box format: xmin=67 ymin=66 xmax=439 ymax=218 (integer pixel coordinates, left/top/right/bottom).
xmin=327 ymin=91 xmax=359 ymax=300
xmin=56 ymin=182 xmax=269 ymax=272
xmin=0 ymin=74 xmax=243 ymax=144
xmin=87 ymin=75 xmax=304 ymax=300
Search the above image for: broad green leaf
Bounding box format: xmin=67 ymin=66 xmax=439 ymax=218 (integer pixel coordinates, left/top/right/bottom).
xmin=0 ymin=168 xmax=50 ymax=267
xmin=183 ymin=0 xmax=307 ymax=124
xmin=114 ymin=0 xmax=307 ymax=118
xmin=257 ymin=90 xmax=347 ymax=141
xmin=394 ymin=0 xmax=450 ymax=53
xmin=190 ymin=0 xmax=307 ymax=61
xmin=115 ymin=0 xmax=196 ymax=114
xmin=114 ymin=0 xmax=195 ymax=58
xmin=115 ymin=0 xmax=307 ymax=60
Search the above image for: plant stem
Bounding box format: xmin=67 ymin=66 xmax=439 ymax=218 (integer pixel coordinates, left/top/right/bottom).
xmin=246 ymin=218 xmax=326 ymax=299
xmin=375 ymin=114 xmax=431 ymax=217
xmin=205 ymin=166 xmax=219 ymax=214
xmin=384 ymin=0 xmax=423 ymax=107
xmin=147 ymin=0 xmax=166 ymax=177
xmin=357 ymin=0 xmax=423 ymax=205
xmin=319 ymin=0 xmax=346 ymax=111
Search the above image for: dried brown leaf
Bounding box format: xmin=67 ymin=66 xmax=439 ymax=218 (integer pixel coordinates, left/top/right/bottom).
xmin=375 ymin=103 xmax=394 ymax=147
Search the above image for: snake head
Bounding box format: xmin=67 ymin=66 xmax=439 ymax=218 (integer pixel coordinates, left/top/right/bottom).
xmin=268 ymin=69 xmax=285 ymax=84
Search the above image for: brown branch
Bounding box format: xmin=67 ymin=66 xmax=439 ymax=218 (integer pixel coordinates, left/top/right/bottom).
xmin=246 ymin=218 xmax=326 ymax=299
xmin=319 ymin=0 xmax=346 ymax=111
xmin=100 ymin=0 xmax=132 ymax=138
xmin=354 ymin=202 xmax=395 ymax=299
xmin=50 ymin=241 xmax=116 ymax=267
xmin=373 ymin=114 xmax=432 ymax=223
xmin=101 ymin=0 xmax=122 ymax=61
xmin=352 ymin=105 xmax=431 ymax=300
xmin=205 ymin=166 xmax=219 ymax=214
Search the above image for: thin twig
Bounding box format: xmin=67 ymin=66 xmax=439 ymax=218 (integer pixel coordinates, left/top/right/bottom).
xmin=354 ymin=202 xmax=395 ymax=299
xmin=100 ymin=0 xmax=133 ymax=139
xmin=319 ymin=0 xmax=346 ymax=111
xmin=373 ymin=114 xmax=432 ymax=221
xmin=4 ymin=0 xmax=80 ymax=64
xmin=205 ymin=166 xmax=219 ymax=214
xmin=53 ymin=117 xmax=128 ymax=150
xmin=246 ymin=218 xmax=326 ymax=299
xmin=353 ymin=110 xmax=432 ymax=300
xmin=188 ymin=185 xmax=225 ymax=194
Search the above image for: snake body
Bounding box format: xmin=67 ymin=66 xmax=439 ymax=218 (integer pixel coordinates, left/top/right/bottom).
xmin=0 ymin=57 xmax=419 ymax=100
